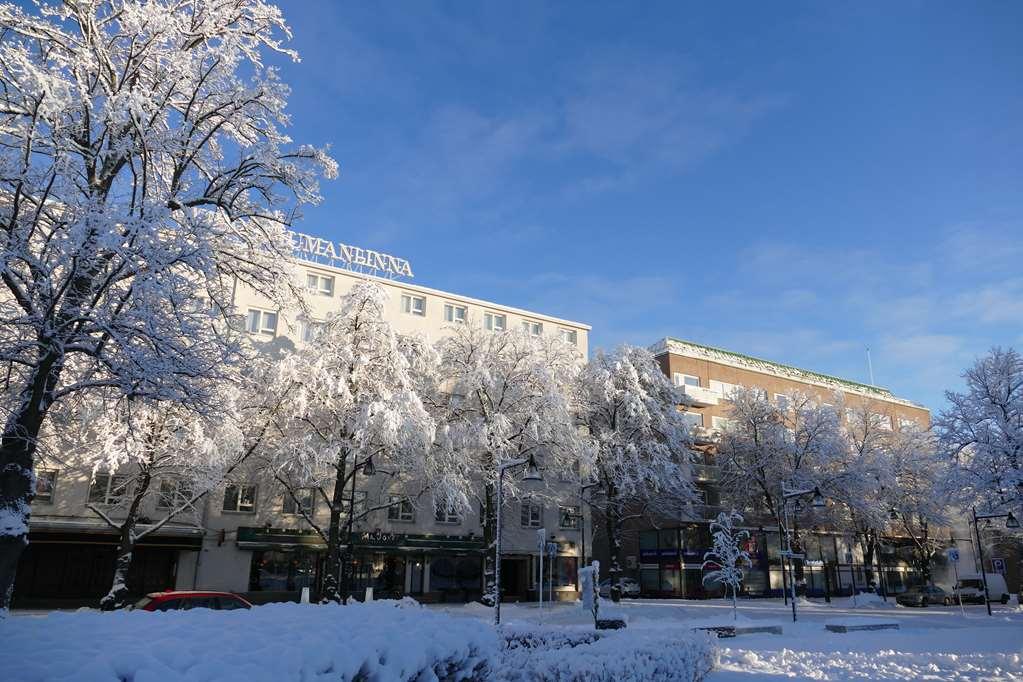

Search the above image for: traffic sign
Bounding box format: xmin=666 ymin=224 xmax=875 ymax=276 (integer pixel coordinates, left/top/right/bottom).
xmin=946 ymin=548 xmax=960 ymax=563
xmin=992 ymin=558 xmax=1006 ymax=573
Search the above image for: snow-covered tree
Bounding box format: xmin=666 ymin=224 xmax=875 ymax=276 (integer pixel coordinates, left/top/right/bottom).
xmin=0 ymin=0 xmax=336 ymax=610
xmin=937 ymin=347 xmax=1023 ymax=514
xmin=264 ymin=282 xmax=439 ymax=604
xmin=576 ymin=345 xmax=696 ymax=602
xmin=434 ymin=323 xmax=584 ymax=606
xmin=702 ymin=510 xmax=751 ymax=621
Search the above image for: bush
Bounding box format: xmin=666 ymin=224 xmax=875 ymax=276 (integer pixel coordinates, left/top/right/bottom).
xmin=497 ymin=624 xmax=715 ymax=682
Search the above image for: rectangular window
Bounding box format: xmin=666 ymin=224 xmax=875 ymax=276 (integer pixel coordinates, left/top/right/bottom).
xmin=299 ymin=319 xmax=324 ymax=344
xmin=34 ymin=470 xmax=57 ymax=503
xmin=559 ymin=329 xmax=577 ymax=346
xmin=898 ymin=417 xmax=917 ymax=430
xmin=775 ymin=394 xmax=790 ymax=411
xmin=673 ymin=373 xmax=701 ymax=388
xmin=521 ymin=501 xmax=542 ymax=528
xmin=709 ymin=380 xmax=738 ymax=399
xmin=555 ymin=556 xmax=578 ymax=588
xmin=89 ymin=474 xmax=131 ymax=506
xmin=521 ymin=320 xmax=543 ymax=336
xmin=682 ymin=412 xmax=704 ymax=428
xmin=246 ymin=308 xmax=278 ymax=337
xmin=484 ymin=312 xmax=507 ymax=332
xmin=306 ymin=272 xmax=334 ymax=297
xmin=443 ymin=303 xmax=467 ymax=324
xmin=388 ymin=495 xmax=415 ymax=522
xmin=558 ymin=505 xmax=581 ymax=529
xmin=434 ymin=504 xmax=461 ymax=524
xmin=711 ymin=416 xmax=733 ymax=431
xmin=340 ymin=490 xmax=367 ymax=516
xmin=401 ymin=294 xmax=426 ymax=316
xmin=875 ymin=414 xmax=893 ymax=430
xmin=282 ymin=488 xmax=315 ymax=516
xmin=223 ymin=484 xmax=257 ymax=513
xmin=157 ymin=478 xmax=193 ymax=510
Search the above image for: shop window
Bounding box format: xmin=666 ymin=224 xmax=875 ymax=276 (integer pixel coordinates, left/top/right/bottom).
xmin=555 ymin=556 xmax=578 ymax=588
xmin=639 ymin=530 xmax=659 ymax=550
xmin=249 ymin=549 xmax=319 ymax=592
xmin=429 ymin=556 xmax=482 ymax=594
xmin=34 ymin=470 xmax=57 ymax=503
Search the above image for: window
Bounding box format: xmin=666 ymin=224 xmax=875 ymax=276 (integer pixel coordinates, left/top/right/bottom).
xmin=223 ymin=484 xmax=257 ymax=513
xmin=246 ymin=308 xmax=278 ymax=337
xmin=388 ymin=495 xmax=415 ymax=522
xmin=559 ymin=329 xmax=577 ymax=346
xmin=484 ymin=312 xmax=507 ymax=332
xmin=899 ymin=417 xmax=917 ymax=430
xmin=34 ymin=470 xmax=57 ymax=503
xmin=401 ymin=294 xmax=426 ymax=316
xmin=521 ymin=500 xmax=542 ymax=528
xmin=443 ymin=303 xmax=467 ymax=324
xmin=875 ymin=414 xmax=893 ymax=430
xmin=521 ymin=320 xmax=543 ymax=336
xmin=711 ymin=416 xmax=733 ymax=431
xmin=775 ymin=394 xmax=790 ymax=411
xmin=306 ymin=272 xmax=334 ymax=296
xmin=558 ymin=505 xmax=581 ymax=529
xmin=89 ymin=474 xmax=131 ymax=505
xmin=673 ymin=373 xmax=701 ymax=388
xmin=709 ymin=380 xmax=738 ymax=399
xmin=282 ymin=488 xmax=315 ymax=516
xmin=434 ymin=503 xmax=461 ymax=524
xmin=157 ymin=478 xmax=193 ymax=510
xmin=341 ymin=490 xmax=367 ymax=516
xmin=298 ymin=319 xmax=324 ymax=344
xmin=682 ymin=412 xmax=704 ymax=428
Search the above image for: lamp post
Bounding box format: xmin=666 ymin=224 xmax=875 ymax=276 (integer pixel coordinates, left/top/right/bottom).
xmin=494 ymin=454 xmax=543 ymax=626
xmin=971 ymin=507 xmax=1020 ymax=616
xmin=781 ymin=484 xmax=826 ymax=622
xmin=340 ymin=455 xmax=375 ymax=603
xmin=576 ymin=481 xmax=602 ymax=569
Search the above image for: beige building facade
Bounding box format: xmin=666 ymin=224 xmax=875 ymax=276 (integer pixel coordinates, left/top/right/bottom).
xmin=16 ymin=241 xmax=592 ymax=607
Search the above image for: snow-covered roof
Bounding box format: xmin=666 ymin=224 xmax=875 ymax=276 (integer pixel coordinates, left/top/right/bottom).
xmin=649 ymin=337 xmax=928 ymax=411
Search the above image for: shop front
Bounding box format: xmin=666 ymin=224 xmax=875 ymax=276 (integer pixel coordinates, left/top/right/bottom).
xmin=239 ymin=527 xmax=486 ymax=603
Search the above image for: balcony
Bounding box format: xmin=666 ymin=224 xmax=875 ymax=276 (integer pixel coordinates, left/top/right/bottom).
xmin=692 ymin=426 xmax=717 ymax=445
xmin=678 ymin=384 xmax=720 ymax=407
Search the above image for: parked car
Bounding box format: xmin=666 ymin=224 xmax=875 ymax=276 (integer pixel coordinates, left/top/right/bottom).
xmin=954 ymin=574 xmax=1010 ymax=605
xmin=598 ymin=578 xmax=641 ymax=598
xmin=133 ymin=591 xmax=253 ymax=612
xmin=896 ymin=585 xmax=951 ymax=607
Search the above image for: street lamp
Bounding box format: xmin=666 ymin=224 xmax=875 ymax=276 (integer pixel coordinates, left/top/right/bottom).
xmin=781 ymin=484 xmax=827 ymax=622
xmin=576 ymin=480 xmax=603 ymax=569
xmin=972 ymin=507 xmax=1020 ymax=617
xmin=494 ymin=454 xmax=543 ymax=626
xmin=340 ymin=454 xmax=377 ymax=602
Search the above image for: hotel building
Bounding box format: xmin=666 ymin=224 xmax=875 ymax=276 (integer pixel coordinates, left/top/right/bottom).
xmin=13 ymin=236 xmax=591 ymax=608
xmin=593 ymin=337 xmax=972 ymax=599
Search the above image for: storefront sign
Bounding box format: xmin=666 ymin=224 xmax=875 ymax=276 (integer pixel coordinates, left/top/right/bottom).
xmin=289 ymin=231 xmax=414 ymax=279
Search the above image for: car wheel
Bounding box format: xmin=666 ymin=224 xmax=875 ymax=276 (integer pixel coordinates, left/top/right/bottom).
xmin=1001 ymin=595 xmax=1009 ymax=605
xmin=944 ymin=597 xmax=951 ymax=606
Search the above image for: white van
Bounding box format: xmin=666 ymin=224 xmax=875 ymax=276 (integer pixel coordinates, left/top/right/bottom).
xmin=954 ymin=573 xmax=1010 ymax=604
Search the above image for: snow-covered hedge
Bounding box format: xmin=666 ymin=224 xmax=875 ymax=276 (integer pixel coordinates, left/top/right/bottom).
xmin=497 ymin=624 xmax=715 ymax=682
xmin=0 ymin=601 xmax=496 ymax=682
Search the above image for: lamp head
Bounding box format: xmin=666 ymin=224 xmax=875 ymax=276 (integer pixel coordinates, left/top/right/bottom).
xmin=889 ymin=507 xmax=899 ymax=521
xmin=1006 ymin=511 xmax=1020 ymax=529
xmin=362 ymin=456 xmax=376 ymax=477
xmin=810 ymin=487 xmax=826 ymax=509
xmin=521 ymin=455 xmax=543 ymax=482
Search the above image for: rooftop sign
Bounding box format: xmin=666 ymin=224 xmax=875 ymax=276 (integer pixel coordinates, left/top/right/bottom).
xmin=289 ymin=231 xmax=414 ymax=279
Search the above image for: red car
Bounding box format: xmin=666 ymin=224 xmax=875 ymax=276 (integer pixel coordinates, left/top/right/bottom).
xmin=133 ymin=590 xmax=252 ymax=612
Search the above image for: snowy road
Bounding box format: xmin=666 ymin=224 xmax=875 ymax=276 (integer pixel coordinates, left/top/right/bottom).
xmin=435 ymin=597 xmax=1023 ymax=680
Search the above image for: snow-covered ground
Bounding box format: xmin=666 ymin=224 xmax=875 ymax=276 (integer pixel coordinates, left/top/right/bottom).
xmin=434 ymin=596 xmax=1023 ymax=680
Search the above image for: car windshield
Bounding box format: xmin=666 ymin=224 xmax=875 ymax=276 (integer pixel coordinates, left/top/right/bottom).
xmin=958 ymin=580 xmax=983 ymax=589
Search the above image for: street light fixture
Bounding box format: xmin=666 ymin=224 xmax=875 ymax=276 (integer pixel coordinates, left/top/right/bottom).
xmin=971 ymin=506 xmax=1020 ymax=616
xmin=494 ymin=454 xmax=543 ymax=626
xmin=361 ymin=456 xmax=376 ymax=477
xmin=780 ymin=483 xmax=828 ymax=622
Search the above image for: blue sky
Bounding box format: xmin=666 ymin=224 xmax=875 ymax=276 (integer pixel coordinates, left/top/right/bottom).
xmin=270 ymin=1 xmax=1022 ymax=411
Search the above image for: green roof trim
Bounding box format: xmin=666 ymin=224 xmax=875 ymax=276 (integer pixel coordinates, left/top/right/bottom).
xmin=655 ymin=337 xmax=927 ymax=409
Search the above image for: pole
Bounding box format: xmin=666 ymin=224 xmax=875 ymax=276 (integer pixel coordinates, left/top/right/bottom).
xmin=494 ymin=467 xmax=505 ymax=626
xmin=817 ymin=533 xmax=831 ymax=604
xmin=952 ymin=557 xmax=965 ymax=617
xmin=972 ymin=507 xmax=992 ymax=617
xmin=548 ymin=544 xmax=554 ymax=605
xmin=785 ymin=502 xmax=797 ymax=622
xmin=341 ymin=458 xmax=358 ymax=603
xmin=538 ymin=533 xmax=544 ymax=621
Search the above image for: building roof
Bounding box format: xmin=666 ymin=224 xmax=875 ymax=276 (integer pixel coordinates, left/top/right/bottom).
xmin=649 ymin=337 xmax=928 ymax=411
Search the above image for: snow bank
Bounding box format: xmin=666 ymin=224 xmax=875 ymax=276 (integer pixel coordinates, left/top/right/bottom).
xmin=498 ymin=624 xmax=715 ymax=682
xmin=0 ymin=601 xmax=496 ymax=682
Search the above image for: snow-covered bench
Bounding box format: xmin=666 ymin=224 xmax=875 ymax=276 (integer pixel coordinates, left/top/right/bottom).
xmin=693 ymin=624 xmax=783 ymax=638
xmin=825 ymin=622 xmax=899 ymax=633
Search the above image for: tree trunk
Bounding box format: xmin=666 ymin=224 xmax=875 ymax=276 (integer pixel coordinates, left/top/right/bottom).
xmin=100 ymin=471 xmax=152 ymax=610
xmin=604 ymin=485 xmax=622 ymax=603
xmin=861 ymin=532 xmax=876 ymax=588
xmin=321 ymin=458 xmax=348 ymax=604
xmin=0 ymin=351 xmax=64 ymax=612
xmin=481 ymin=481 xmax=496 ymax=606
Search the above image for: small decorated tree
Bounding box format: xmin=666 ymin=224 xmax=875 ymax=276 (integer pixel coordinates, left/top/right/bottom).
xmin=702 ymin=510 xmax=752 ymax=621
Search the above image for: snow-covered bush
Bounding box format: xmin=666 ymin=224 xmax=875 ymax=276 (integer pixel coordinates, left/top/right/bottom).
xmin=0 ymin=601 xmax=495 ymax=682
xmin=497 ymin=625 xmax=715 ymax=682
